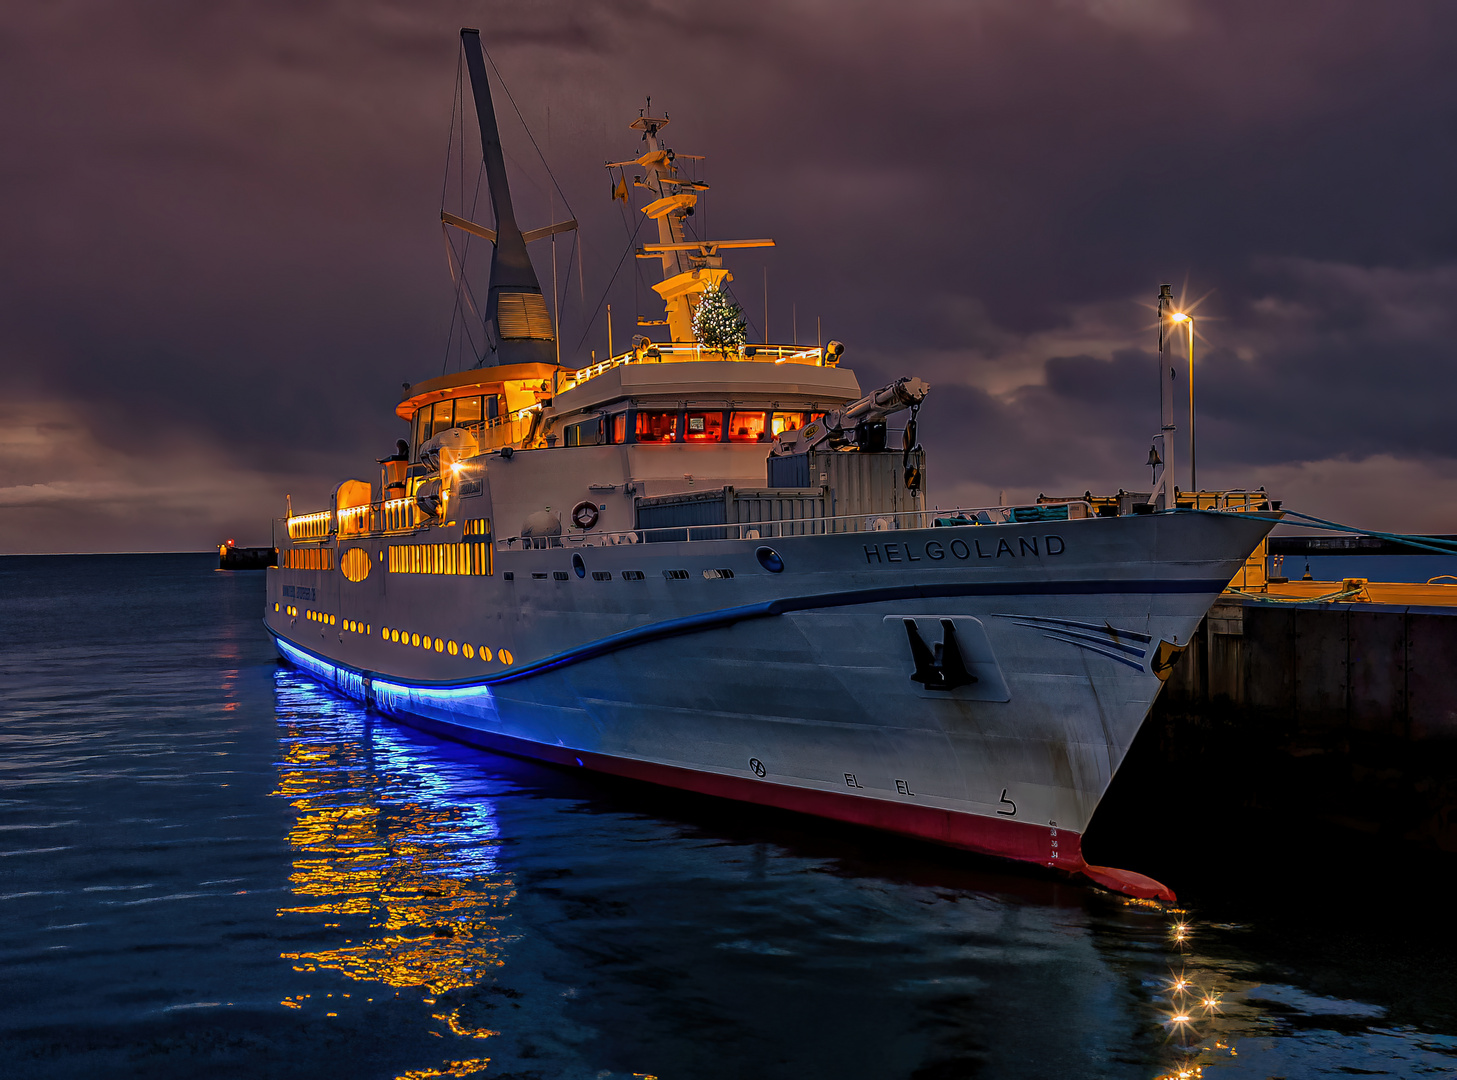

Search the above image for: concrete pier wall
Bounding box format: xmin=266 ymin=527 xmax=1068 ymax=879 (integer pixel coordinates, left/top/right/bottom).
xmin=1090 ymin=597 xmax=1457 ymax=861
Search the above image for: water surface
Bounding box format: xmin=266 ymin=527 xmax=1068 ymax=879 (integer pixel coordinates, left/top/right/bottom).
xmin=2 ymin=554 xmax=1455 ymax=1078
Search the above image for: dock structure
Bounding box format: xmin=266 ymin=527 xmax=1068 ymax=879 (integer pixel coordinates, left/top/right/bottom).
xmin=1132 ymin=573 xmax=1457 ymax=857
xmin=219 ymin=543 xmax=277 ymax=570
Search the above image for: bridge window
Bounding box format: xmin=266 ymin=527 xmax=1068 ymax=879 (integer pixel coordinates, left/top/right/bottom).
xmin=684 ymin=412 xmax=724 ymax=442
xmin=728 ymin=412 xmax=768 ymax=442
xmin=634 ymin=411 xmax=678 ymax=443
xmin=565 ymin=418 xmax=604 ymax=447
xmin=454 ymin=396 xmax=483 ymax=429
xmin=611 ymin=414 xmax=627 ymax=443
xmin=431 ymin=399 xmax=456 ymax=439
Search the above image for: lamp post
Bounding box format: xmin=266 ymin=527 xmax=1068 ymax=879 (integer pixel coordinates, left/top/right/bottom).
xmin=1170 ymin=312 xmax=1196 ymax=493
xmin=1156 ymin=285 xmax=1176 ymax=510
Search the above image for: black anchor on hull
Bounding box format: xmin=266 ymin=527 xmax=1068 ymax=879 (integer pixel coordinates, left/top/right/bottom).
xmin=903 ymin=618 xmax=977 ymax=691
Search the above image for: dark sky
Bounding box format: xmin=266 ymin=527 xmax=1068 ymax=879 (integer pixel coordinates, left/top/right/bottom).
xmin=5 ymin=0 xmax=1457 ymax=552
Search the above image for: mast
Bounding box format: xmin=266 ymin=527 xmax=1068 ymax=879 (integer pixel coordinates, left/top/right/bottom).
xmin=460 ymin=28 xmax=557 ymax=366
xmin=611 ymin=111 xmax=773 ymax=344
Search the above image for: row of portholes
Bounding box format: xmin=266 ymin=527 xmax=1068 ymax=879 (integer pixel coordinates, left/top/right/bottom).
xmin=273 ymin=603 xmax=513 ymax=665
xmin=380 ymin=626 xmax=515 ymax=666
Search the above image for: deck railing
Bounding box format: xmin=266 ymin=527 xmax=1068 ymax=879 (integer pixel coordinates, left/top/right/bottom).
xmin=286 ymin=497 xmax=425 ymax=541
xmin=560 ymin=342 xmax=827 ymax=392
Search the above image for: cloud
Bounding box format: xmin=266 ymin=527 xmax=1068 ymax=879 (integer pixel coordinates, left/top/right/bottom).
xmin=3 ymin=1 xmax=1457 ymax=550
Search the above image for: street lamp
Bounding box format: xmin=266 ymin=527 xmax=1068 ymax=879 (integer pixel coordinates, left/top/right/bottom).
xmin=1170 ymin=311 xmax=1196 ymax=493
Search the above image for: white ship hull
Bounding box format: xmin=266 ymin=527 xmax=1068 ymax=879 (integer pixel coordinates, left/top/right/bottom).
xmin=267 ymin=510 xmax=1271 ymax=899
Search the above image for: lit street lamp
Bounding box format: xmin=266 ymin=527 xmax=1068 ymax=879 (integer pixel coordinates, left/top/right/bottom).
xmin=1170 ymin=311 xmax=1196 ymax=493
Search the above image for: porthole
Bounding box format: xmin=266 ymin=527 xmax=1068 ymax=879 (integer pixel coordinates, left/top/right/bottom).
xmin=500 ymin=649 xmax=514 ymax=666
xmin=411 ymin=633 xmax=421 ymax=647
xmin=572 ymin=553 xmax=586 ymax=579
xmin=479 ymin=646 xmax=493 ymax=662
xmin=391 ymin=629 xmax=400 ymax=642
xmin=330 ymin=615 xmax=336 ymax=626
xmin=423 ymin=637 xmax=433 ymax=651
xmin=434 ymin=637 xmax=444 ymax=652
xmin=756 ymin=546 xmax=785 ymax=573
xmin=274 ymin=602 xmax=279 ymax=612
xmin=447 ymin=641 xmax=459 ymax=656
xmin=463 ymin=643 xmax=475 ymax=659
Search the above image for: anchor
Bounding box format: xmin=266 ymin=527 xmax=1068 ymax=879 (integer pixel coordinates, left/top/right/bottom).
xmin=903 ymin=618 xmax=977 ymax=691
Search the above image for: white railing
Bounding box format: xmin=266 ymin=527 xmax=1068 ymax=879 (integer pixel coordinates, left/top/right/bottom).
xmin=286 ymin=497 xmax=425 ymax=541
xmin=494 ymin=501 xmax=1096 ymax=549
xmin=560 ymin=342 xmax=827 ymax=391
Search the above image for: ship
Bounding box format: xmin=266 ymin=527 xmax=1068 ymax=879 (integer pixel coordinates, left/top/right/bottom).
xmin=264 ymin=28 xmax=1275 ymax=901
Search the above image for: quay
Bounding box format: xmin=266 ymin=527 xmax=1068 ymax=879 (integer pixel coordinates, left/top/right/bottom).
xmin=1096 ymin=535 xmax=1457 ymax=862
xmin=219 ymin=542 xmax=276 ymax=570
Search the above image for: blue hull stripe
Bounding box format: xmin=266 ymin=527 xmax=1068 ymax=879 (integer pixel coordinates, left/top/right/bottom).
xmin=267 ymin=576 xmax=1225 ymax=692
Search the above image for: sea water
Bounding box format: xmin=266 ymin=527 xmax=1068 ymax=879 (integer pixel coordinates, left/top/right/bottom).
xmin=2 ymin=554 xmax=1455 ymax=1079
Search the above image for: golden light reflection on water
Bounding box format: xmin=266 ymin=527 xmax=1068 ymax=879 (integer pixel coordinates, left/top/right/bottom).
xmin=272 ymin=673 xmax=515 ymax=1077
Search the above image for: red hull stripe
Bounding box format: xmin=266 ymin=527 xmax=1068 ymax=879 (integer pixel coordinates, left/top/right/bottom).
xmin=378 ymin=702 xmax=1081 ymax=871
xmin=272 ymin=631 xmax=1175 ymax=902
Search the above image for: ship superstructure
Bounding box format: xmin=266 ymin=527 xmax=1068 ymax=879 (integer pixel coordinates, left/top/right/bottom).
xmin=265 ymin=28 xmax=1275 ymax=901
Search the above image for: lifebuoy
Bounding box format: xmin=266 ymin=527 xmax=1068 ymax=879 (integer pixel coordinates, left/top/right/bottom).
xmin=571 ymin=500 xmax=600 ymax=530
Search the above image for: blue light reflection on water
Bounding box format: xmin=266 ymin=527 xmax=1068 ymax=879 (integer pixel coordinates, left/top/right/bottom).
xmin=1 ymin=554 xmax=1456 ymax=1078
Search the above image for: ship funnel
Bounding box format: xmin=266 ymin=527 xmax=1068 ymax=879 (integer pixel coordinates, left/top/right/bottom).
xmin=460 ymin=29 xmax=557 ymax=366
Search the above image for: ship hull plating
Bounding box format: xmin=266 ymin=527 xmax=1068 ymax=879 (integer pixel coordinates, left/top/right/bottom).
xmin=267 ymin=512 xmax=1271 ymax=896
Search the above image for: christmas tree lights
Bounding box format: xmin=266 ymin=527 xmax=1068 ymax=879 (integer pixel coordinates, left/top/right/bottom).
xmin=692 ymin=282 xmax=747 ymax=354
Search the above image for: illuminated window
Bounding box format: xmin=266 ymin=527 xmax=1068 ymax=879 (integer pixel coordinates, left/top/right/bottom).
xmin=447 ymin=641 xmax=459 ymax=656
xmin=411 ymin=633 xmax=421 ymax=647
xmin=479 ymin=646 xmax=492 ymax=661
xmin=500 ymin=649 xmax=514 ymax=665
xmin=274 ymin=603 xmax=279 ymax=612
xmin=330 ymin=615 xmax=336 ymax=625
xmin=390 ymin=629 xmax=400 ymax=642
xmin=684 ymin=412 xmax=724 ymax=442
xmin=431 ymin=398 xmax=455 ymax=438
xmin=728 ymin=412 xmax=768 ymax=442
xmin=282 ymin=547 xmax=333 ymax=571
xmin=454 ymin=395 xmax=483 ymax=430
xmin=388 ymin=542 xmax=491 ymax=576
xmin=611 ymin=414 xmax=627 ymax=444
xmin=463 ymin=643 xmax=474 ymax=658
xmin=771 ymin=412 xmax=808 ymax=437
xmin=413 ymin=405 xmax=432 ymax=457
xmin=634 ymin=411 xmax=678 ymax=443
xmin=434 ymin=638 xmax=444 ymax=652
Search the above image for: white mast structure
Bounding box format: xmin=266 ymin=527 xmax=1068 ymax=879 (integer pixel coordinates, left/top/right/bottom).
xmin=608 ymin=110 xmax=775 ymax=345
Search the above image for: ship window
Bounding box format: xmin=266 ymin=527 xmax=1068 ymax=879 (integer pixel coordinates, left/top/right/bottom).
xmin=621 ymin=570 xmax=645 ymax=580
xmin=634 ymin=411 xmax=678 ymax=443
xmin=771 ymin=412 xmax=808 ymax=437
xmin=565 ymin=418 xmax=603 ymax=447
xmin=553 ymin=571 xmax=570 ymax=581
xmin=663 ymin=569 xmax=690 ymax=580
xmin=703 ymin=568 xmax=734 ymax=579
xmin=432 ymin=399 xmax=456 ymax=438
xmin=610 ymin=414 xmax=627 ymax=444
xmin=728 ymin=412 xmax=768 ymax=442
xmin=413 ymin=405 xmax=432 ymax=457
xmin=486 ymin=394 xmax=500 ymax=421
xmin=455 ymin=396 xmax=483 ymax=430
xmin=532 ymin=572 xmax=548 ymax=579
xmin=592 ymin=571 xmax=612 ymax=581
xmin=684 ymin=412 xmax=724 ymax=442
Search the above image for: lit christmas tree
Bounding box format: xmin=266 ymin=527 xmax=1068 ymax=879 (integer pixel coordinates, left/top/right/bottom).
xmin=692 ymin=282 xmax=747 ymax=354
